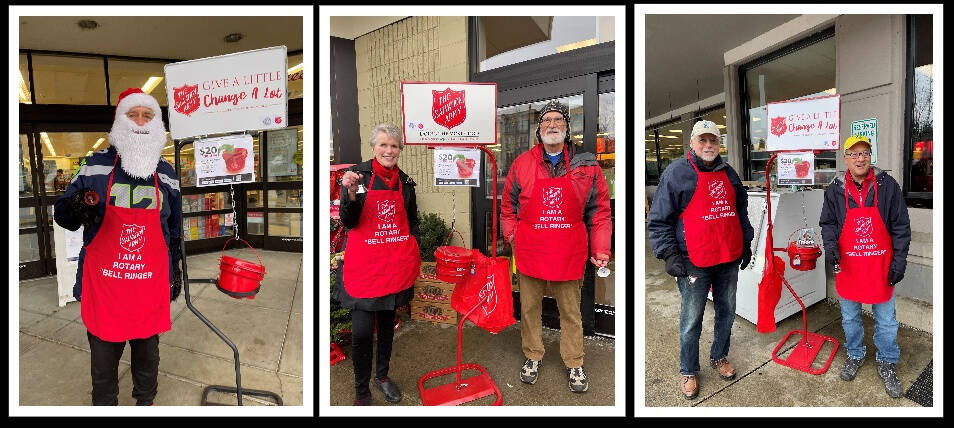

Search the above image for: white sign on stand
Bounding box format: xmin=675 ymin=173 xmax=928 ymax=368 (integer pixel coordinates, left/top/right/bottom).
xmin=194 ymin=134 xmax=256 ymax=186
xmin=850 ymin=118 xmax=879 ymax=164
xmin=401 ymin=82 xmax=497 ymax=145
xmin=777 ymin=152 xmax=815 ymax=186
xmin=164 ymin=46 xmax=288 ymax=140
xmin=434 ymin=148 xmax=481 ymax=186
xmin=765 ymin=94 xmax=840 ymax=151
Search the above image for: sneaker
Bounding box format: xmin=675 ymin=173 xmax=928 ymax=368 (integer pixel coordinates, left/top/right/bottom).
xmin=566 ymin=366 xmax=588 ymax=393
xmin=877 ymin=361 xmax=903 ymax=398
xmin=520 ymin=358 xmax=540 ymax=385
xmin=681 ymin=375 xmax=699 ymax=400
xmin=840 ymin=356 xmax=866 ymax=381
xmin=710 ymin=357 xmax=736 ymax=380
xmin=372 ymin=376 xmax=402 ymax=403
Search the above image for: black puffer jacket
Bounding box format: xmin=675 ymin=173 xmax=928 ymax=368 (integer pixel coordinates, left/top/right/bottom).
xmin=818 ymin=167 xmax=911 ymax=275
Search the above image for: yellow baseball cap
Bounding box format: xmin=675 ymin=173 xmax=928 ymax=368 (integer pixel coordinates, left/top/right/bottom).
xmin=843 ymin=135 xmax=872 ymax=153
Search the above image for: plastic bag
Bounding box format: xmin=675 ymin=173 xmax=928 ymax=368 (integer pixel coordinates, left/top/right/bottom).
xmin=451 ymin=250 xmax=516 ymax=334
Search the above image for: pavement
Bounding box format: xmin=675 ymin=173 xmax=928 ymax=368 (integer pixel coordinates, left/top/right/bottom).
xmin=17 ymin=249 xmax=303 ymax=406
xmin=328 ymin=313 xmax=616 ymax=406
xmin=643 ymin=226 xmax=934 ymax=408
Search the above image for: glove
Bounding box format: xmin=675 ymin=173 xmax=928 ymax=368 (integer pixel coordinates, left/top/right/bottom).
xmin=739 ymin=245 xmax=752 ymax=270
xmin=69 ymin=188 xmax=102 ymax=227
xmin=888 ymin=270 xmax=903 ymax=286
xmin=664 ymin=253 xmax=687 ymax=277
xmin=171 ymin=267 xmax=182 ymax=301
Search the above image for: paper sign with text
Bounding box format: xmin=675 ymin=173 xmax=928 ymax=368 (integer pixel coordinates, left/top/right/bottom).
xmin=434 ymin=148 xmax=481 ymax=186
xmin=778 ymin=152 xmax=815 ymax=186
xmin=164 ymin=46 xmax=288 ymax=140
xmin=194 ymin=134 xmax=256 ymax=187
xmin=765 ymin=94 xmax=840 ymax=151
xmin=402 ymin=82 xmax=497 ymax=145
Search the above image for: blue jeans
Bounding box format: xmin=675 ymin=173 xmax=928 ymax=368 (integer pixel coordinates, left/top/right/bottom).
xmin=840 ymin=295 xmax=900 ymax=364
xmin=677 ymin=257 xmax=739 ymax=376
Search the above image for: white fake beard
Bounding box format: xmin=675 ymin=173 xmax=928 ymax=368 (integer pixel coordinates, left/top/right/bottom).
xmin=108 ymin=116 xmax=167 ymax=179
xmin=541 ymin=128 xmax=566 ymax=147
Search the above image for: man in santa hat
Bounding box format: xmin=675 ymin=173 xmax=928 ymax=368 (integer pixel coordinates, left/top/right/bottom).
xmin=54 ymin=87 xmax=182 ymax=406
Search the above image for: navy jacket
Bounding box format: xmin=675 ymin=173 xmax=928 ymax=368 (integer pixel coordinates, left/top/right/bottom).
xmin=53 ymin=147 xmax=182 ymax=300
xmin=818 ymin=167 xmax=911 ymax=275
xmin=648 ymin=151 xmax=754 ymax=260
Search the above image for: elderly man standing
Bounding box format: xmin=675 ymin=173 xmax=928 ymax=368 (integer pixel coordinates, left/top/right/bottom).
xmin=54 ymin=87 xmax=182 ymax=405
xmin=819 ymin=135 xmax=911 ymax=398
xmin=648 ymin=120 xmax=753 ymax=400
xmin=501 ymin=100 xmax=613 ymax=393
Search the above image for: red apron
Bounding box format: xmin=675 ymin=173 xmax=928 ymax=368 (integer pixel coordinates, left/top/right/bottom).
xmin=343 ymin=172 xmax=421 ymax=298
xmin=81 ymin=158 xmax=171 ymax=342
xmin=836 ymin=172 xmax=893 ymax=304
xmin=513 ymin=147 xmax=588 ymax=281
xmin=680 ymin=153 xmax=743 ymax=267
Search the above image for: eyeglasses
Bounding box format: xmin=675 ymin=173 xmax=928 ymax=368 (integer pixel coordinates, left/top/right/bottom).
xmin=845 ymin=151 xmax=871 ymax=159
xmin=541 ymin=117 xmax=566 ymax=125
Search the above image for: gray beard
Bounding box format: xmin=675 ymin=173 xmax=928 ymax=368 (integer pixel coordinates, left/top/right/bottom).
xmin=541 ymin=129 xmax=566 ymax=146
xmin=108 ymin=117 xmax=167 ymax=179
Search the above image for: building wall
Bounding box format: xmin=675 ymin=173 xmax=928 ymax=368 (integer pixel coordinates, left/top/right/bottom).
xmin=353 ymin=16 xmax=473 ymax=246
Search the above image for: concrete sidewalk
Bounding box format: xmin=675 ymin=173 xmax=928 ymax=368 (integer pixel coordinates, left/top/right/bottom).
xmin=643 ymin=228 xmax=933 ymax=407
xmin=18 ymin=249 xmax=303 ymax=406
xmin=329 ymin=316 xmax=616 ymax=406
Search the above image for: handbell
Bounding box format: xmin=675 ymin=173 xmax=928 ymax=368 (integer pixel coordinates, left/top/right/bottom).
xmin=356 ymin=183 xmax=367 ymax=194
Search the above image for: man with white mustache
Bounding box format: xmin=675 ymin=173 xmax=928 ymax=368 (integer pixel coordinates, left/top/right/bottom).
xmin=501 ymin=100 xmax=613 ymax=393
xmin=648 ymin=120 xmax=753 ymax=400
xmin=54 ymin=87 xmax=182 ymax=406
xmin=819 ymin=135 xmax=911 ymax=398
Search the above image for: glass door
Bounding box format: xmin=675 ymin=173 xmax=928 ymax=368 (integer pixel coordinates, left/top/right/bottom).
xmin=18 ymin=129 xmax=48 ymax=279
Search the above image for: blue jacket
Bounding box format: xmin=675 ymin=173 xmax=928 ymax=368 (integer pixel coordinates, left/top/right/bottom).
xmin=53 ymin=147 xmax=182 ymax=301
xmin=648 ymin=151 xmax=754 ymax=260
xmin=818 ymin=167 xmax=911 ymax=275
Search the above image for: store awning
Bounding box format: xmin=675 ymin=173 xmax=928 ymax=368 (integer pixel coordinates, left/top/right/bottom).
xmin=480 ymin=16 xmax=553 ymax=59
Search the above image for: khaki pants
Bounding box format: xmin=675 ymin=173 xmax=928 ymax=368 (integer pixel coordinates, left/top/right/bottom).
xmin=518 ymin=271 xmax=584 ymax=368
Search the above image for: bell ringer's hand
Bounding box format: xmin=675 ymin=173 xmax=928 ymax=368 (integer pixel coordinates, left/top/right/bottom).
xmin=171 ymin=267 xmax=182 ymax=301
xmin=70 ymin=188 xmax=101 ymax=227
xmin=664 ymin=253 xmax=687 ymax=277
xmin=590 ymin=253 xmax=610 ymax=268
xmin=739 ymin=246 xmax=752 ymax=271
xmin=340 ymin=171 xmax=364 ymax=194
xmin=888 ymin=270 xmax=904 ymax=286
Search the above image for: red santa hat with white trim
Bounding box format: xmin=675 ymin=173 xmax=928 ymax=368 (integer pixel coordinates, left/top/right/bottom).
xmin=114 ymin=87 xmax=162 ymax=122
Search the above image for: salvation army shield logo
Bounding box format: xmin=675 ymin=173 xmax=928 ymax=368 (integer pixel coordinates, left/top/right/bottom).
xmin=173 ymin=84 xmax=200 ymax=116
xmin=119 ymin=224 xmax=146 ymax=252
xmin=854 ymin=216 xmax=873 ymax=238
xmin=708 ymin=180 xmax=726 ymax=200
xmin=478 ymin=274 xmax=498 ymax=316
xmin=432 ymin=88 xmax=466 ymax=129
xmin=377 ymin=200 xmax=396 ymax=223
xmin=770 ymin=116 xmax=787 ymax=137
xmin=542 ymin=186 xmax=563 ymax=209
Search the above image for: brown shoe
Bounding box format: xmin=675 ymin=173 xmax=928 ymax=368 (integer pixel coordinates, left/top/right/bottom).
xmin=681 ymin=375 xmax=698 ymax=399
xmin=710 ymin=358 xmax=736 ymax=380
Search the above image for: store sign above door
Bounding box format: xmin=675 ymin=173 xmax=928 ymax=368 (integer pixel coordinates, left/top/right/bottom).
xmin=765 ymin=94 xmax=840 ymax=151
xmin=164 ymin=46 xmax=288 ymax=140
xmin=401 ymin=81 xmax=497 ymax=145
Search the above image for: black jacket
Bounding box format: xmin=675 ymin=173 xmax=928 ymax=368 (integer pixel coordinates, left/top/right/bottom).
xmin=648 ymin=151 xmax=754 ymax=260
xmin=818 ymin=167 xmax=911 ymax=275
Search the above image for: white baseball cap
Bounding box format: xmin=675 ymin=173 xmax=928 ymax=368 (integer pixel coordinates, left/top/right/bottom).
xmin=690 ymin=120 xmax=721 ymax=139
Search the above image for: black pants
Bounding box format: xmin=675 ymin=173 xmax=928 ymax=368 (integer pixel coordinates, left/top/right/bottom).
xmin=351 ymin=309 xmax=395 ymax=395
xmin=87 ymin=331 xmax=160 ymax=406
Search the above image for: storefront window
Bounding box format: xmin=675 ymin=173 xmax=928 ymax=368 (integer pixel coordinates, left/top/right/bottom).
xmin=30 ymin=54 xmax=107 ymax=105
xmin=181 ymin=192 xmax=232 ymax=214
xmin=742 ymin=33 xmax=836 ymax=183
xmin=20 ymin=134 xmax=34 ymax=198
xmin=107 ymin=59 xmax=169 ymax=106
xmin=38 ymin=131 xmax=110 ymax=196
xmin=19 ymin=54 xmax=32 ymax=104
xmin=657 ymin=124 xmax=683 ymax=176
xmin=20 ymin=234 xmax=40 ymax=263
xmin=487 ymin=94 xmax=583 ymax=198
xmin=19 ymin=207 xmax=37 ymax=229
xmin=268 ymin=190 xmax=303 ymax=208
xmin=908 ymin=14 xmax=933 ymax=195
xmin=287 ymin=52 xmax=303 ymax=100
xmin=247 ymin=190 xmax=264 ymax=208
xmin=247 ymin=211 xmax=265 ymax=235
xmin=183 ymin=214 xmax=234 ymax=241
xmin=597 ymin=92 xmax=615 ymax=199
xmin=266 ymin=126 xmax=303 ymax=182
xmin=645 ymin=129 xmax=659 ymax=184
xmin=268 ymin=212 xmax=302 ymax=237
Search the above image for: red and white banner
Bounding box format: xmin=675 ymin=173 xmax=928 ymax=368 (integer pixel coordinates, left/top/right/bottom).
xmin=765 ymin=94 xmax=840 ymax=152
xmin=164 ymin=46 xmax=288 ymax=140
xmin=401 ymin=81 xmax=497 ymax=145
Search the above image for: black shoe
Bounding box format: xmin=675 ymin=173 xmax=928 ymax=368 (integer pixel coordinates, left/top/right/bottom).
xmin=877 ymin=361 xmax=903 ymax=398
xmin=840 ymin=356 xmax=865 ymax=381
xmin=135 ymin=400 xmax=154 ymax=406
xmin=373 ymin=376 xmax=402 ymax=403
xmin=353 ymin=391 xmax=371 ymax=406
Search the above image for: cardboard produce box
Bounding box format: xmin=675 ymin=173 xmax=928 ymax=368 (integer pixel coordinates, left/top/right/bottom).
xmin=410 ymin=300 xmax=457 ymax=325
xmin=413 ymin=277 xmax=456 ymax=303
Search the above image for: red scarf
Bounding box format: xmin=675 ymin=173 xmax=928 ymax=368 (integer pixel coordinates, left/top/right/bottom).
xmin=372 ymin=158 xmax=399 ymax=190
xmin=845 ymin=169 xmax=875 ymax=207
